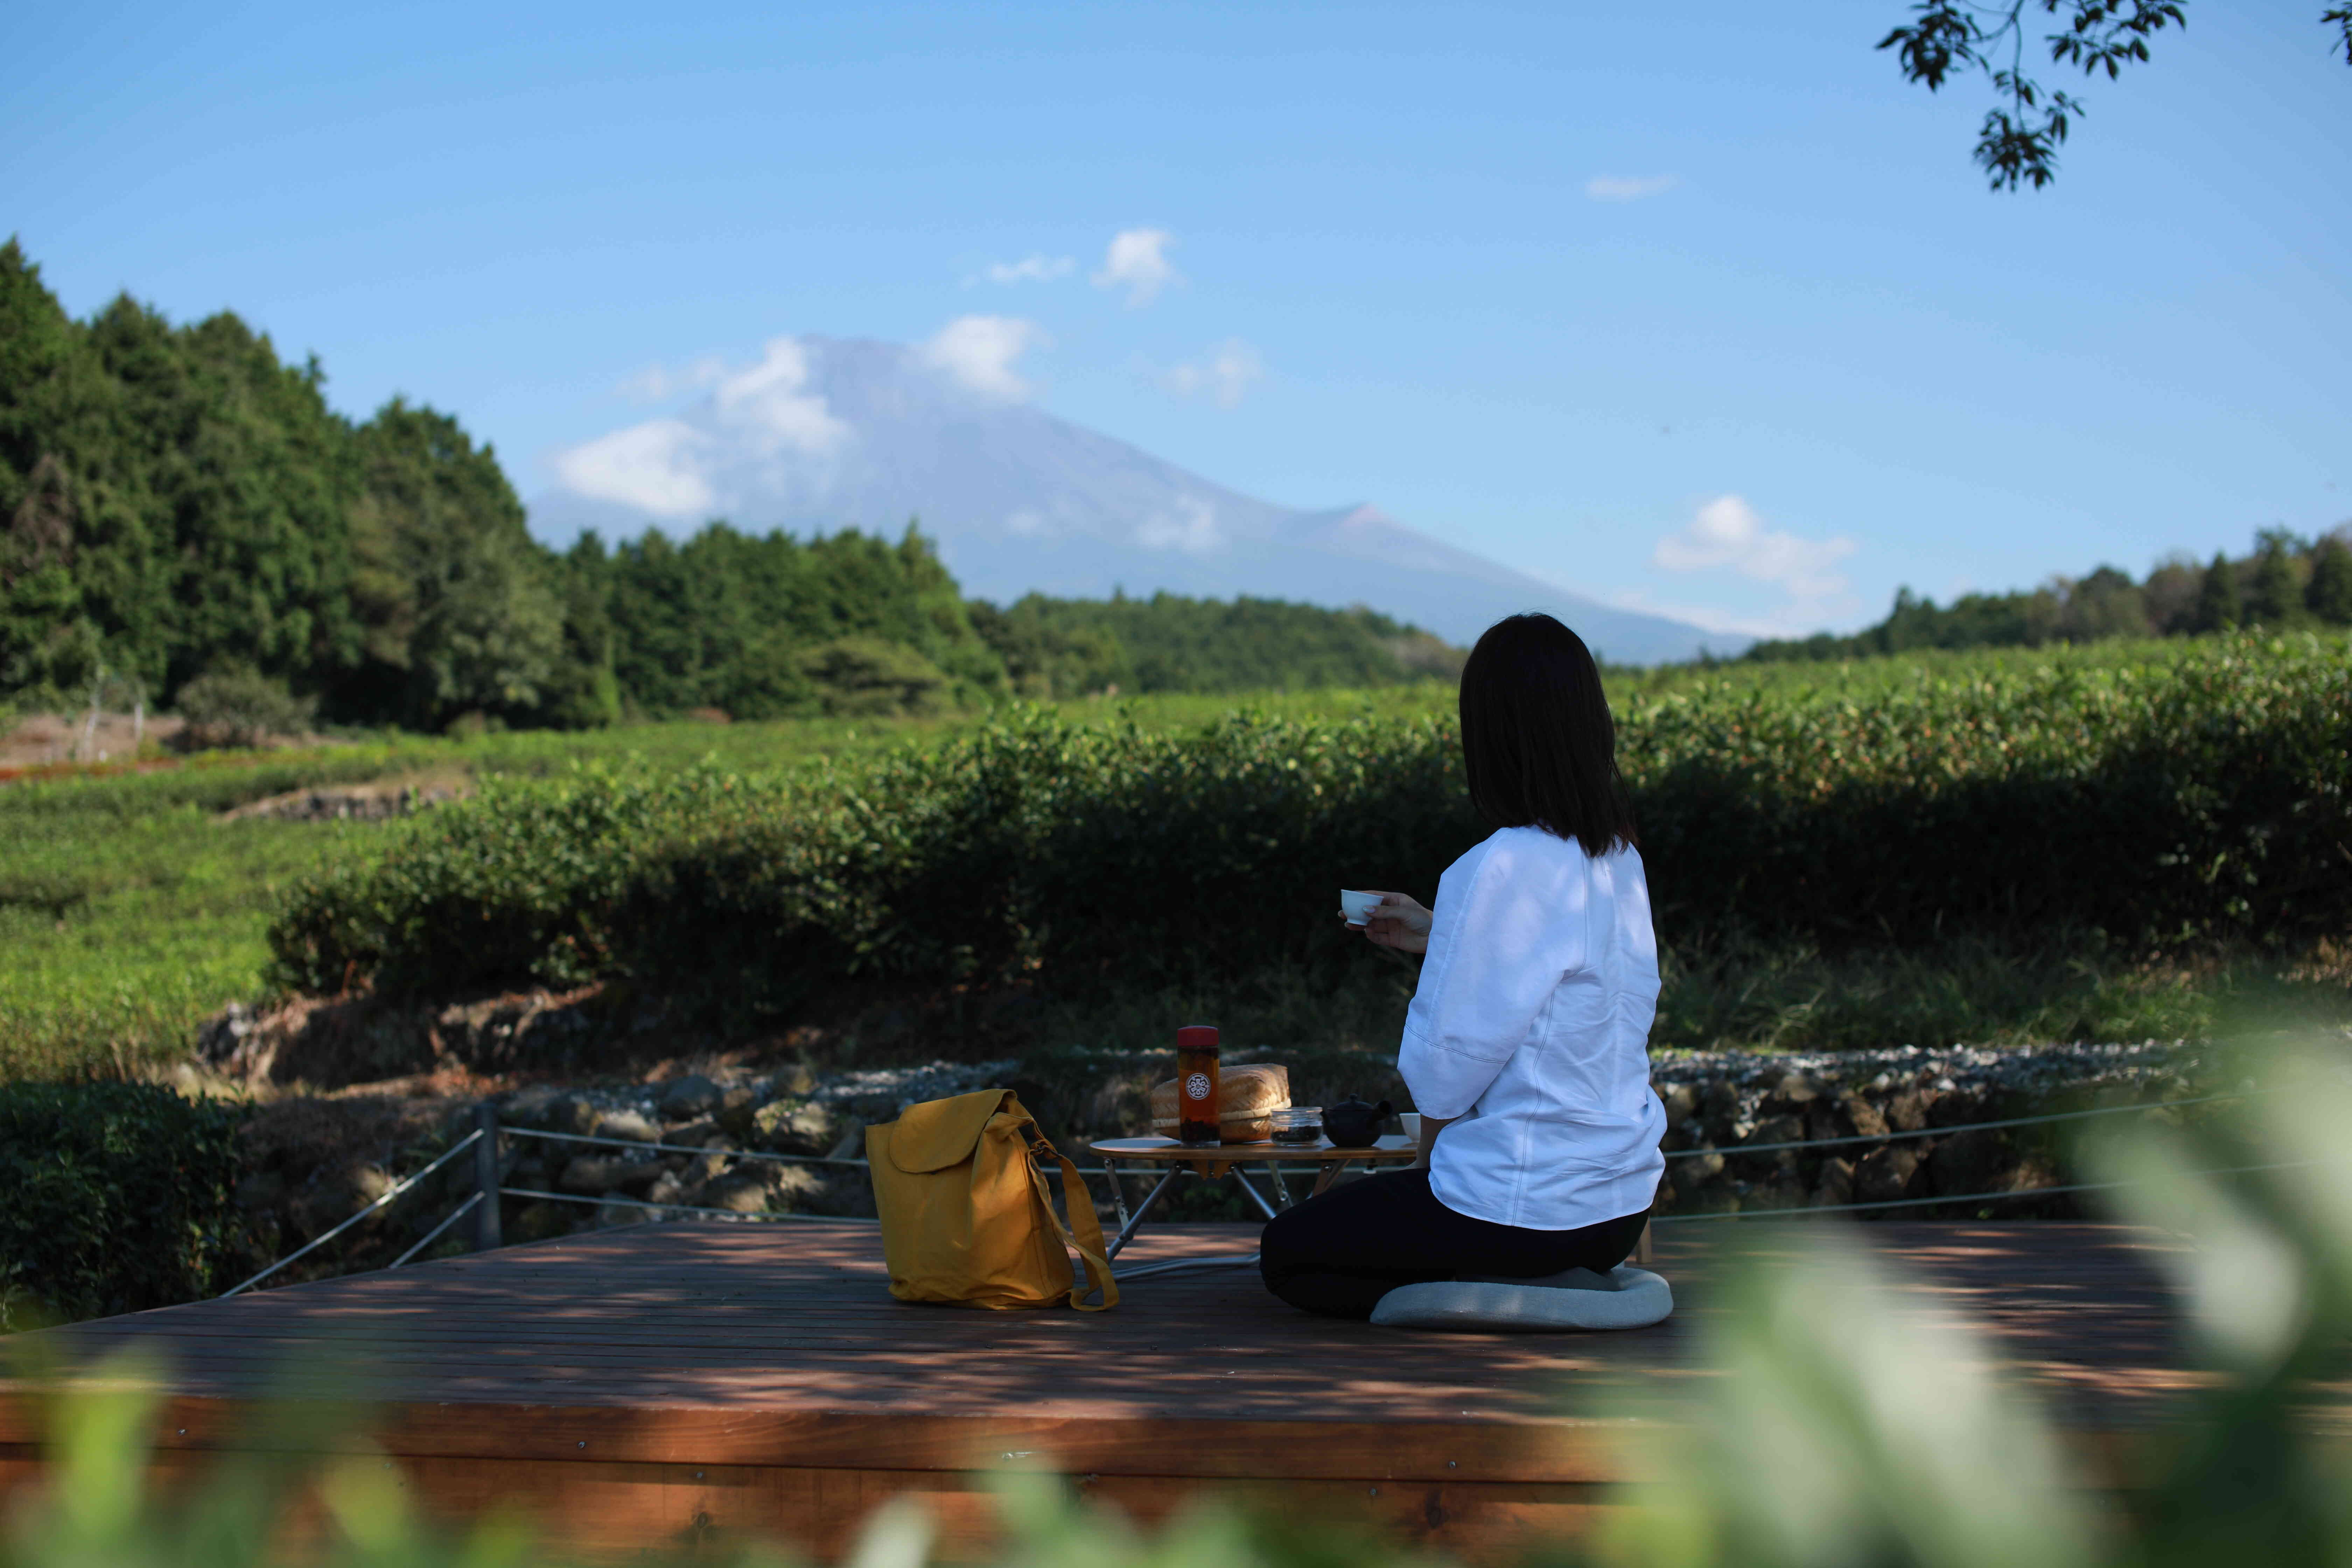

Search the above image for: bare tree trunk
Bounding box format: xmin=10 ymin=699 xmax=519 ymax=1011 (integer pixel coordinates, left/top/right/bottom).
xmin=79 ymin=694 xmax=100 ymax=762
xmin=133 ymin=697 xmax=144 ymax=749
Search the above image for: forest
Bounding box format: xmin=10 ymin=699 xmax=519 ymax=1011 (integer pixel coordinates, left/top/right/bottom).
xmin=1744 ymin=526 xmax=2352 ymax=662
xmin=0 ymin=241 xmax=1451 ymax=737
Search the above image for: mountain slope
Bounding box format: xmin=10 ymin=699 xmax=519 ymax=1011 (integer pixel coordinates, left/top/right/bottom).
xmin=529 ymin=336 xmax=1741 ymax=662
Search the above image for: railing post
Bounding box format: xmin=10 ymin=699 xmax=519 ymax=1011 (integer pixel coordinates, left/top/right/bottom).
xmin=472 ymin=1101 xmax=503 ymax=1252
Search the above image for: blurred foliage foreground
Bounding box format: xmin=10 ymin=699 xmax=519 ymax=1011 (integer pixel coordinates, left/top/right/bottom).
xmin=6 ymin=1036 xmax=2350 ymax=1568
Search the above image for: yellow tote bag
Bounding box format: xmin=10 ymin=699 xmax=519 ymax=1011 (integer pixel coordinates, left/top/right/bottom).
xmin=867 ymin=1088 xmax=1117 ymax=1311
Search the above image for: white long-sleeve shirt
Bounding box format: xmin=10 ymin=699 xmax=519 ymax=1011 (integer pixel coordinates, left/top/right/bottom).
xmin=1397 ymin=825 xmax=1666 ymax=1231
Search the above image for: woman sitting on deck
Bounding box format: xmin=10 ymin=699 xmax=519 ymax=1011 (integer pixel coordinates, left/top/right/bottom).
xmin=1259 ymin=613 xmax=1664 ymax=1319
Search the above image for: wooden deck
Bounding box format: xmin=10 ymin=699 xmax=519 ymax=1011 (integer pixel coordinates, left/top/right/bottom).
xmin=0 ymin=1221 xmax=2323 ymax=1562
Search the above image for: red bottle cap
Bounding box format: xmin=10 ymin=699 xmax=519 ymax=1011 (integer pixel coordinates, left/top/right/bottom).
xmin=1176 ymin=1025 xmax=1219 ymax=1050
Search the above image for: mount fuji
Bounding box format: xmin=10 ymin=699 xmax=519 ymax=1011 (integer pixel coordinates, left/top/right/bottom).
xmin=527 ymin=334 xmax=1741 ymax=663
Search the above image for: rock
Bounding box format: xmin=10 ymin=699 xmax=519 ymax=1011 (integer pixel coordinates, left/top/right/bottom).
xmin=1926 ymin=1128 xmax=2016 ymax=1197
xmin=1853 ymin=1144 xmax=1923 ymax=1205
xmin=559 ymin=1155 xmax=666 ymax=1194
xmin=1928 ymin=1090 xmax=1991 ymax=1129
xmin=663 ymin=1118 xmax=721 ymax=1146
xmin=762 ymin=1165 xmax=829 ymax=1208
xmin=658 ymin=1075 xmax=722 ymax=1119
xmin=752 ymin=1099 xmax=835 ymax=1156
xmin=1883 ymin=1092 xmax=1930 ymax=1132
xmin=701 ymin=1175 xmax=774 ymax=1213
xmin=1658 ymin=1082 xmax=1700 ymax=1122
xmin=593 ymin=1191 xmax=648 ymax=1228
xmin=1731 ymin=1115 xmax=1804 ymax=1177
xmin=1812 ymin=1156 xmax=1856 ymax=1208
xmin=196 ymin=1002 xmax=276 ymax=1080
xmin=1772 ymin=1072 xmax=1825 ymax=1105
xmin=1840 ymin=1093 xmax=1890 ymax=1140
xmin=645 ymin=1172 xmax=687 ymax=1207
xmin=1804 ymin=1098 xmax=1856 ymax=1143
xmin=595 ymin=1109 xmax=661 ymax=1144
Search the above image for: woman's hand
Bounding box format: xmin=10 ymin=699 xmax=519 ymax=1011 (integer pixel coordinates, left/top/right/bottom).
xmin=1350 ymin=890 xmax=1432 ymax=954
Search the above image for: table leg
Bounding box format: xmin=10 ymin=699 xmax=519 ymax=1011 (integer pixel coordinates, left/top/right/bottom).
xmin=1107 ymin=1166 xmax=1184 ymax=1259
xmin=1264 ymin=1161 xmax=1292 ymax=1209
xmin=1104 ymin=1157 xmax=1132 ymax=1234
xmin=1227 ymin=1166 xmax=1280 ymax=1222
xmin=1310 ymin=1159 xmax=1355 ymax=1199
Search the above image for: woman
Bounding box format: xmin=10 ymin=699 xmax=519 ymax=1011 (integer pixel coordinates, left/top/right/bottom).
xmin=1259 ymin=612 xmax=1664 ymax=1318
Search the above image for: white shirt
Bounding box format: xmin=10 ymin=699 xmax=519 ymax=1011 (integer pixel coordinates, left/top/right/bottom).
xmin=1397 ymin=825 xmax=1667 ymax=1231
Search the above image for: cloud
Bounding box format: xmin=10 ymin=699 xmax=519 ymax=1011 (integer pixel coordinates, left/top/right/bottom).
xmin=1093 ymin=227 xmax=1179 ymax=306
xmin=919 ymin=315 xmax=1046 ymax=400
xmin=1608 ymin=588 xmax=1819 ymax=641
xmin=555 ymin=336 xmax=848 ymax=515
xmin=1585 ymin=174 xmax=1679 ymax=203
xmin=1135 ymin=497 xmax=1223 ymax=553
xmin=1158 ymin=338 xmax=1264 ymax=408
xmin=710 ymin=337 xmax=852 ymax=455
xmin=550 ymin=418 xmax=715 ymax=518
xmin=1654 ymin=495 xmax=1857 ymax=601
xmin=617 ymin=354 xmax=726 ymax=402
xmin=975 ymin=253 xmax=1075 ymax=286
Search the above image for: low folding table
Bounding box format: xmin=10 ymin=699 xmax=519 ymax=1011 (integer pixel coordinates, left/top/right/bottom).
xmin=1087 ymin=1135 xmax=1420 ymax=1259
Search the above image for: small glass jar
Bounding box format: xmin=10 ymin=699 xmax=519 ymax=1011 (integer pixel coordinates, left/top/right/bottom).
xmin=1269 ymin=1107 xmax=1324 ymax=1145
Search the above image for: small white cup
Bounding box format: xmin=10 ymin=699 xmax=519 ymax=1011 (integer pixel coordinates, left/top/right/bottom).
xmin=1339 ymin=888 xmax=1382 ymax=926
xmin=1399 ymin=1112 xmax=1422 ymax=1143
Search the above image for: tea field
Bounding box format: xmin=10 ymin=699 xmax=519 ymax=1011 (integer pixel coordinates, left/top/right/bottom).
xmin=4 ymin=635 xmax=2347 ymax=1082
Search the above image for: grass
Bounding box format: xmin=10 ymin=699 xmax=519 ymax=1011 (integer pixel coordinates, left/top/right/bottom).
xmin=0 ymin=690 xmax=1454 ymax=1080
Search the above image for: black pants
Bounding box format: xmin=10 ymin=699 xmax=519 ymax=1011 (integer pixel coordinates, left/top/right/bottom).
xmin=1259 ymin=1168 xmax=1653 ymax=1320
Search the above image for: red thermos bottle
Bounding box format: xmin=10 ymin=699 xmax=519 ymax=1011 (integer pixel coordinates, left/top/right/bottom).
xmin=1176 ymin=1024 xmax=1221 ymax=1146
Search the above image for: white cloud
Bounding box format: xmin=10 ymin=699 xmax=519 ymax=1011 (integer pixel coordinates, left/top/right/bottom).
xmin=1609 ymin=588 xmax=1821 ymax=641
xmin=1654 ymin=495 xmax=1857 ymax=601
xmin=550 ymin=419 xmax=715 ymax=518
xmin=1135 ymin=497 xmax=1223 ymax=553
xmin=617 ymin=354 xmax=727 ymax=402
xmin=919 ymin=315 xmax=1046 ymax=400
xmin=976 ymin=253 xmax=1075 ymax=286
xmin=710 ymin=337 xmax=852 ymax=455
xmin=1159 ymin=338 xmax=1265 ymax=408
xmin=1093 ymin=227 xmax=1180 ymax=306
xmin=1585 ymin=174 xmax=1679 ymax=203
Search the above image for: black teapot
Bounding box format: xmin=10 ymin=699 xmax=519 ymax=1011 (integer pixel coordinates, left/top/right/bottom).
xmin=1322 ymin=1096 xmax=1393 ymax=1148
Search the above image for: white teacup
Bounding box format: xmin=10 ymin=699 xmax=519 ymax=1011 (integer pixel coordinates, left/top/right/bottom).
xmin=1339 ymin=888 xmax=1382 ymax=926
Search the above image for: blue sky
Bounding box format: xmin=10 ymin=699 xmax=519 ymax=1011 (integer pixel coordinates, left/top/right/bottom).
xmin=6 ymin=0 xmax=2346 ymax=636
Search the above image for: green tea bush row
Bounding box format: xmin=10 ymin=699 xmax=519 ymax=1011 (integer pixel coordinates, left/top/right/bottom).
xmin=267 ymin=635 xmax=2351 ymax=1021
xmin=0 ymin=1083 xmax=244 ymax=1328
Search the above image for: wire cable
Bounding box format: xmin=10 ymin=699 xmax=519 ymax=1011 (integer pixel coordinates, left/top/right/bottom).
xmin=220 ymin=1128 xmax=483 ymax=1296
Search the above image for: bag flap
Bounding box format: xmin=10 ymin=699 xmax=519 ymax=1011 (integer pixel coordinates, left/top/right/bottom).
xmin=885 ymin=1087 xmax=1017 ymax=1173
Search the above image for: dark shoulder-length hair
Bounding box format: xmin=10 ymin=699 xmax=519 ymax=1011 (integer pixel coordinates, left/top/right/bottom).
xmin=1457 ymin=613 xmax=1639 ymax=856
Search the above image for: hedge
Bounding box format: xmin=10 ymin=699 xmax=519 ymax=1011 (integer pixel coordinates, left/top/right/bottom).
xmin=0 ymin=1083 xmax=245 ymax=1329
xmin=267 ymin=634 xmax=2351 ymax=1022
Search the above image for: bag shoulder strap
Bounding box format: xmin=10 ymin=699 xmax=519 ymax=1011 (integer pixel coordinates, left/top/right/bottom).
xmin=1025 ymin=1135 xmax=1119 ymax=1312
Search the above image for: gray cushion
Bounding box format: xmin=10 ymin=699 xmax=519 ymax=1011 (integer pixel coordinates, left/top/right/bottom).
xmin=1368 ymin=1265 xmax=1673 ymax=1332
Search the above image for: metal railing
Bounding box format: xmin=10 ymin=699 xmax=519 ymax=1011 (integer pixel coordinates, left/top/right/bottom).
xmin=215 ymin=1086 xmax=2249 ymax=1295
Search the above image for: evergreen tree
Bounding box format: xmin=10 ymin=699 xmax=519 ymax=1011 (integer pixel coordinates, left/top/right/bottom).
xmin=2309 ymin=536 xmax=2352 ymax=626
xmin=2190 ymin=552 xmax=2241 ymax=634
xmin=345 ymin=400 xmax=562 ymax=728
xmin=2245 ymin=529 xmax=2303 ymax=626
